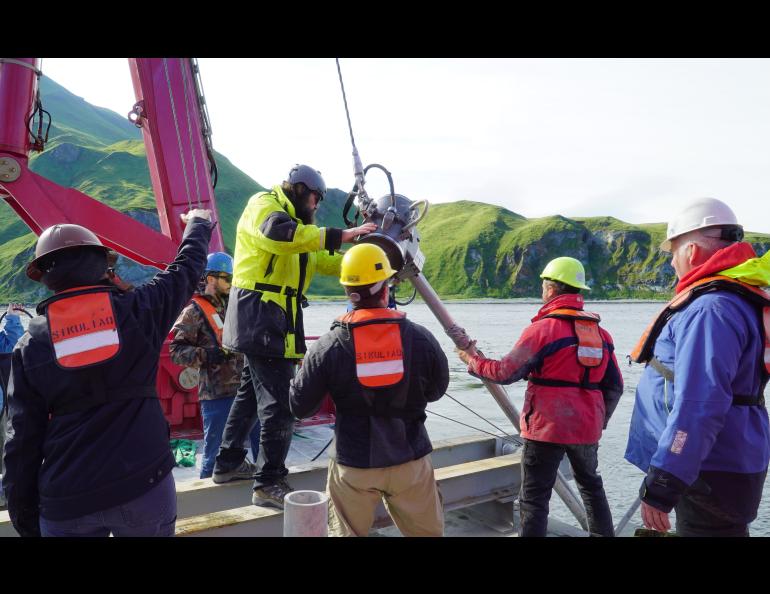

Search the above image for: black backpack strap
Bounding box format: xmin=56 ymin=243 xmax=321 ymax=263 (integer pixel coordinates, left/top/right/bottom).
xmin=528 ymin=377 xmax=601 ymax=390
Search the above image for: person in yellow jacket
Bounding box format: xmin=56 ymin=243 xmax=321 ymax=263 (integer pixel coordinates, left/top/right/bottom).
xmin=213 ymin=164 xmax=375 ymax=509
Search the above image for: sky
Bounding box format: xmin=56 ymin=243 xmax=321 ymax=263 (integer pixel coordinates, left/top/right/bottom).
xmin=41 ymin=58 xmax=770 ymax=234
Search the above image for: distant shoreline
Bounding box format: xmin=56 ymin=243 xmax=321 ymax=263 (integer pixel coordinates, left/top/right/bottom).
xmin=4 ymin=296 xmax=670 ymax=309
xmin=304 ymin=295 xmax=668 ymax=304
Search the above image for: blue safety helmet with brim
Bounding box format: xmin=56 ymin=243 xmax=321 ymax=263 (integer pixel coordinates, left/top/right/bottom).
xmin=205 ymin=252 xmax=233 ymax=275
xmin=287 ymin=164 xmax=326 ymax=201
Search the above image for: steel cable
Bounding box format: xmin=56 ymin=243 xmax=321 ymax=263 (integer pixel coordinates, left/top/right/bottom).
xmin=180 ymin=59 xmax=202 ymax=208
xmin=443 ymin=391 xmax=517 ymax=441
xmin=163 ymin=58 xmax=193 ymax=211
xmin=336 ymin=58 xmax=357 ymax=150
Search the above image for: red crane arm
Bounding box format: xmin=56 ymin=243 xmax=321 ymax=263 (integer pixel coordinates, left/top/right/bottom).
xmin=0 ymin=57 xmax=224 ymax=268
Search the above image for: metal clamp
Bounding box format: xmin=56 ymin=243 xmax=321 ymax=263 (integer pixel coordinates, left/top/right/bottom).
xmin=402 ymin=200 xmax=430 ymax=234
xmin=0 ymin=58 xmax=42 ymax=77
xmin=0 ymin=157 xmax=21 ymax=182
xmin=128 ymin=101 xmax=145 ymax=128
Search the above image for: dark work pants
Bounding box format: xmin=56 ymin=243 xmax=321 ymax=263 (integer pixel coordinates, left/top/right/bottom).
xmin=214 ymin=366 xmax=260 ymax=472
xmin=215 ymin=356 xmax=296 ymax=489
xmin=674 ymin=469 xmax=766 ymax=537
xmin=39 ymin=471 xmax=177 ymax=537
xmin=519 ymin=439 xmax=614 ymax=537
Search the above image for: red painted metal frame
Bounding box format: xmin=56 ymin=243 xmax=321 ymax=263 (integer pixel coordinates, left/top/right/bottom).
xmin=0 ymin=58 xmax=206 ymax=268
xmin=0 ymin=58 xmax=38 ymax=157
xmin=0 ymin=58 xmax=228 ymax=438
xmin=0 ymin=57 xmax=335 ymax=439
xmin=127 ymin=59 xmax=224 ymax=251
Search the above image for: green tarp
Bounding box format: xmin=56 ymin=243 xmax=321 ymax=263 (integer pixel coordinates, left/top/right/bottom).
xmin=169 ymin=439 xmax=197 ymax=468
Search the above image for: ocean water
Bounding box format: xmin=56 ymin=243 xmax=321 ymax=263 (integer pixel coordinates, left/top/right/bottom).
xmin=8 ymin=299 xmax=769 ymax=535
xmin=302 ymin=299 xmax=770 ymax=536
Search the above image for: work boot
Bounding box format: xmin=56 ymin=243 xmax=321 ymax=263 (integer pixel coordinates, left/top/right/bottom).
xmin=211 ymin=459 xmax=256 ymax=484
xmin=252 ymin=479 xmax=293 ymax=510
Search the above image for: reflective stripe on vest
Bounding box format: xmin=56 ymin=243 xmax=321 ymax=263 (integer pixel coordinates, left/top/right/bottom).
xmin=574 ymin=320 xmax=603 ymax=367
xmin=543 ymin=308 xmax=604 ymax=368
xmin=336 ymin=308 xmax=406 ymax=388
xmin=47 ymin=289 xmax=119 ymax=369
xmin=191 ymin=295 xmax=224 ymax=345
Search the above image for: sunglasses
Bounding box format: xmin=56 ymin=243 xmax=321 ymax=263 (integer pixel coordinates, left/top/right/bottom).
xmin=212 ymin=273 xmax=232 ymax=282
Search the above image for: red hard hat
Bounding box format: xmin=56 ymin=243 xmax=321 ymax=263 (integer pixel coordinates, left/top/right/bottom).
xmin=26 ymin=224 xmax=110 ymax=282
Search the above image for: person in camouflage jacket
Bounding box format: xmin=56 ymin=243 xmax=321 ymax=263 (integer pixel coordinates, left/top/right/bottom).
xmin=170 ymin=252 xmax=261 ymax=479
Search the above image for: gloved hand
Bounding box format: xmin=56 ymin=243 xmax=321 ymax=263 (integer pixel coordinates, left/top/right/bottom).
xmin=6 ymin=303 xmax=25 ymax=316
xmin=206 ymin=347 xmax=228 ymax=365
xmin=181 ymin=209 xmax=212 ymax=224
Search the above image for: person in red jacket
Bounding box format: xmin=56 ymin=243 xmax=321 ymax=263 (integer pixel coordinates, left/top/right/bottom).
xmin=458 ymin=256 xmax=623 ymax=537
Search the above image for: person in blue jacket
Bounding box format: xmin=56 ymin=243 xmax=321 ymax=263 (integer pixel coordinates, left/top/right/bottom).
xmin=0 ymin=304 xmax=25 ymax=508
xmin=625 ymin=197 xmax=770 ymax=537
xmin=0 ymin=304 xmax=25 ymax=407
xmin=3 ymin=208 xmax=213 ymax=537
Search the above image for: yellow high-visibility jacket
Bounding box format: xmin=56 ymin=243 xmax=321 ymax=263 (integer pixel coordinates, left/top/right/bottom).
xmin=223 ymin=185 xmax=343 ymax=358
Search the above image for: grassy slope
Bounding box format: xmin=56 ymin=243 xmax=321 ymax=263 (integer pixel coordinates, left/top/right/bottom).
xmin=419 ymin=203 xmax=770 ymax=299
xmin=3 ymin=77 xmax=769 ymax=302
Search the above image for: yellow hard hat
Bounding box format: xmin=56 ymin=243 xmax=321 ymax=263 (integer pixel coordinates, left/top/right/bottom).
xmin=540 ymin=257 xmax=591 ymax=291
xmin=340 ymin=243 xmax=396 ymax=286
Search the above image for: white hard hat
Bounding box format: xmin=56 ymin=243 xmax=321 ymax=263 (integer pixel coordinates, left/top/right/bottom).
xmin=660 ymin=197 xmax=742 ymax=252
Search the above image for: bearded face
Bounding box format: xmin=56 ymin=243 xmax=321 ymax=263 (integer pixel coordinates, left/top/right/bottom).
xmin=295 ymin=188 xmax=324 ymax=225
xmin=294 ymin=194 xmax=317 ymax=225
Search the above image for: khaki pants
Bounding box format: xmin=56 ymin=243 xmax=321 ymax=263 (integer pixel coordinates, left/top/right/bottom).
xmin=326 ymin=455 xmax=444 ymax=537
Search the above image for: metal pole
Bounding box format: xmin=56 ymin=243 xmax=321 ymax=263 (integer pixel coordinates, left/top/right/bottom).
xmin=409 ymin=273 xmax=589 ymax=532
xmin=614 ymin=496 xmax=641 ymax=536
xmin=0 ymin=58 xmax=39 ymax=158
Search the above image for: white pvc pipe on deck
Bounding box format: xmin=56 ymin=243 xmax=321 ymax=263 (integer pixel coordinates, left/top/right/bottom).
xmin=283 ymin=490 xmax=329 ymax=537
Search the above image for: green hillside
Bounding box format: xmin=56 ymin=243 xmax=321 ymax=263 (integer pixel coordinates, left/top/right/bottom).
xmin=0 ymin=75 xmax=267 ymax=301
xmin=37 ymin=75 xmax=141 ymax=148
xmin=418 ymin=202 xmax=770 ymax=299
xmin=0 ymin=76 xmax=768 ymax=303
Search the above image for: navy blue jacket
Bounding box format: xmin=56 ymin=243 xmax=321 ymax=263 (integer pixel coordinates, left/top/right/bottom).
xmin=289 ymin=311 xmax=449 ymax=469
xmin=2 ymin=218 xmax=212 ymax=536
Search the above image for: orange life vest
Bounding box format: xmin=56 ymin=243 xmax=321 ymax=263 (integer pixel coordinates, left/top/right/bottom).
xmin=46 ymin=285 xmax=120 ymax=369
xmin=543 ymin=308 xmax=604 ymax=368
xmin=191 ymin=295 xmax=224 ymax=345
xmin=336 ymin=308 xmax=406 ymax=388
xmin=631 ymin=275 xmax=770 ymax=375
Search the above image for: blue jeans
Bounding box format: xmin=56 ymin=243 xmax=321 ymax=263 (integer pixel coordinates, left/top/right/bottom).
xmin=200 ymin=396 xmax=261 ymax=478
xmin=39 ymin=471 xmax=177 ymax=537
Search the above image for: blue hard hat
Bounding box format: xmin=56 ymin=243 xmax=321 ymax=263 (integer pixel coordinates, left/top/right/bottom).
xmin=205 ymin=252 xmax=233 ymax=275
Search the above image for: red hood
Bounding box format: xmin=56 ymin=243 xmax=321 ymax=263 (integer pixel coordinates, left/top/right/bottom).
xmin=532 ymin=293 xmax=584 ymax=322
xmin=675 ymin=241 xmax=757 ymax=294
